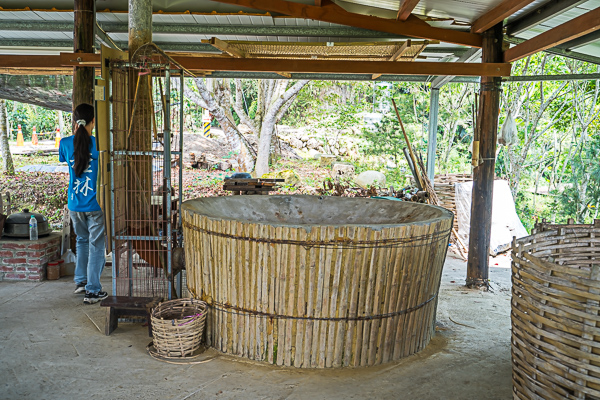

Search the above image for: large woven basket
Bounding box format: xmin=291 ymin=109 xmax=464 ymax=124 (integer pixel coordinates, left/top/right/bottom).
xmin=151 ymin=298 xmax=207 ymax=358
xmin=512 ymin=220 xmax=600 ymax=399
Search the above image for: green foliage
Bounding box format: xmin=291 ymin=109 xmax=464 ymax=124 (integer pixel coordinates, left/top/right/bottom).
xmin=361 ymin=113 xmax=408 ymax=164
xmin=553 ymin=133 xmax=600 ymax=223
xmin=5 ymin=101 xmax=64 ymax=140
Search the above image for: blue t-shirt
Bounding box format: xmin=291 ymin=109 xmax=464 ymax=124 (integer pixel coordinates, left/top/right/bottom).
xmin=59 ymin=135 xmax=101 ymax=212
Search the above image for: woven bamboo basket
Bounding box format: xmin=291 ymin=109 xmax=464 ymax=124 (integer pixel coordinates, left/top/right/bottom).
xmin=182 ymin=195 xmax=453 ymax=368
xmin=512 ymin=219 xmax=600 ymax=399
xmin=434 ymin=173 xmax=472 ymax=234
xmin=151 ymin=298 xmax=207 ymax=358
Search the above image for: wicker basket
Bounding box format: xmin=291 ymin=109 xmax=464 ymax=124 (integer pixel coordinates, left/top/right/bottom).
xmin=151 ymin=298 xmax=207 ymax=358
xmin=512 ymin=220 xmax=600 ymax=399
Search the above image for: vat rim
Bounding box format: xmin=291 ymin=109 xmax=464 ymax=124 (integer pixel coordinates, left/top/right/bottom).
xmin=181 ymin=194 xmax=454 ymax=229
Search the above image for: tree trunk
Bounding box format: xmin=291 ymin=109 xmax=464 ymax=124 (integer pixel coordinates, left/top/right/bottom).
xmin=73 ymin=0 xmax=95 ymax=112
xmin=191 ymin=77 xmax=255 ymax=172
xmin=255 ymin=117 xmax=276 ymax=177
xmin=254 ymin=79 xmax=309 ymax=177
xmin=0 ymin=99 xmax=15 ymax=175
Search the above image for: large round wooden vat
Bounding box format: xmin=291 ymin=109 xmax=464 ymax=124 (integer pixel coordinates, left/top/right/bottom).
xmin=182 ymin=195 xmax=452 ymax=368
xmin=512 ymin=221 xmax=600 ymax=399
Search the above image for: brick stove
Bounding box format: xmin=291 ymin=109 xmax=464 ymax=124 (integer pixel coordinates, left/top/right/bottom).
xmin=0 ymin=232 xmax=61 ymax=281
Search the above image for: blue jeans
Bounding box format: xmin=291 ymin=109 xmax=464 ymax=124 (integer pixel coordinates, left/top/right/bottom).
xmin=70 ymin=210 xmax=106 ymax=294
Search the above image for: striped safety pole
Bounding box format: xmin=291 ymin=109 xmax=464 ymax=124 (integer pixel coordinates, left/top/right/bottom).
xmin=202 ymin=109 xmax=211 ymax=137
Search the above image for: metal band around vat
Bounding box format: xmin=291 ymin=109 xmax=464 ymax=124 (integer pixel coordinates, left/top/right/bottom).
xmin=207 ymin=293 xmax=438 ymax=322
xmin=182 ymin=220 xmax=451 ymax=250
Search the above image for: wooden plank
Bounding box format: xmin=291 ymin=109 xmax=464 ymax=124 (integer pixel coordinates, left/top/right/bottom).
xmin=223 ymin=186 xmax=276 ymax=191
xmin=209 ymin=0 xmax=482 ymax=47
xmin=105 ymin=307 xmax=118 ymax=336
xmin=471 ymin=0 xmax=537 ymax=34
xmin=504 ymin=7 xmax=600 ymax=62
xmin=223 ymin=178 xmax=285 ymax=183
xmin=397 ymin=0 xmax=420 ymax=21
xmin=208 ymin=37 xmax=246 ymax=58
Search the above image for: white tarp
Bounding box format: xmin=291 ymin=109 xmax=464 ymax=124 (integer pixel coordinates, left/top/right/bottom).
xmin=455 ymin=180 xmax=529 ymax=256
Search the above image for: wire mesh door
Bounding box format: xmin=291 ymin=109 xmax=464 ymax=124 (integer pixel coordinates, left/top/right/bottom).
xmin=108 ymin=47 xmax=184 ymax=300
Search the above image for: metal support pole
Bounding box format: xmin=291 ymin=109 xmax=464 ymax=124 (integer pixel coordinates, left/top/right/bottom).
xmin=177 ymin=70 xmax=184 ymax=297
xmin=165 ymin=69 xmax=172 ymax=300
xmin=109 ymin=69 xmax=117 ymax=296
xmin=426 ymin=87 xmax=439 ymax=182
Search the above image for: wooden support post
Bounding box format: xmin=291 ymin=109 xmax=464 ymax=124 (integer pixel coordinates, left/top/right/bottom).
xmin=466 ymin=23 xmax=503 ymax=289
xmin=73 ymin=0 xmax=95 ymax=112
xmin=128 ymin=0 xmax=153 ymax=231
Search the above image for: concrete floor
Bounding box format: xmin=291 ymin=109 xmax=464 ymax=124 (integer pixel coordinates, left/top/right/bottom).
xmin=0 ymin=253 xmax=513 ymax=400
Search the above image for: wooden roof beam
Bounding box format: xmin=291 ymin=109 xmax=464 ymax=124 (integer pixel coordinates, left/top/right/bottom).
xmin=504 ymin=7 xmax=600 ymax=62
xmin=1 ymin=52 xmax=511 ymax=77
xmin=209 ymin=0 xmax=482 ymax=48
xmin=397 ymin=0 xmax=420 ymax=21
xmin=505 ymin=0 xmax=587 ymax=36
xmin=170 ymin=57 xmax=510 ymax=77
xmin=471 ymin=0 xmax=537 ymax=34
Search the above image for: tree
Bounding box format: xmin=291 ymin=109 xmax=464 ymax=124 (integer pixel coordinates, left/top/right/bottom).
xmin=557 ymin=61 xmax=600 ymax=222
xmin=234 ymin=79 xmax=310 ymax=176
xmin=176 ymin=77 xmax=309 ymax=175
xmin=499 ymin=54 xmax=569 ymax=197
xmin=437 ymin=83 xmax=474 ymax=173
xmin=0 ymin=99 xmax=15 ymax=175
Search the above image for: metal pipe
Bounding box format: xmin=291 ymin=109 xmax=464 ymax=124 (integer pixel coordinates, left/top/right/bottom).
xmin=109 ymin=68 xmax=117 ymax=296
xmin=165 ymin=69 xmax=172 ymax=300
xmin=178 ymin=70 xmax=184 ymax=297
xmin=426 ymin=88 xmax=439 ymax=182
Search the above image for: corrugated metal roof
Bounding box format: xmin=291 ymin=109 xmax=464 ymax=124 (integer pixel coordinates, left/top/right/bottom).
xmin=0 ymin=0 xmax=598 ymax=64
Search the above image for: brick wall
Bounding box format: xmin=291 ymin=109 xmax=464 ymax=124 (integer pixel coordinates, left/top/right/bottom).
xmin=0 ymin=232 xmax=61 ymax=281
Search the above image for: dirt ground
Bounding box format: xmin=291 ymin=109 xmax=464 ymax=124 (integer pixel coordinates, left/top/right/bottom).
xmin=0 ymin=252 xmax=513 ymax=400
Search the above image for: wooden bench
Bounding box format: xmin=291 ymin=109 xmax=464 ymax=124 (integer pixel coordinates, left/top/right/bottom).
xmin=100 ymin=296 xmax=162 ymax=336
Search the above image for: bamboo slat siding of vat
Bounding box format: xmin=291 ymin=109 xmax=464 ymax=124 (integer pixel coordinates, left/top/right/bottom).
xmin=182 ymin=196 xmax=452 ymax=368
xmin=512 ymin=220 xmax=600 ymax=399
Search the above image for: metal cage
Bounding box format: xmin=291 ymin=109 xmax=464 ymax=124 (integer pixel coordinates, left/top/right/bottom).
xmin=107 ymin=48 xmax=185 ymax=300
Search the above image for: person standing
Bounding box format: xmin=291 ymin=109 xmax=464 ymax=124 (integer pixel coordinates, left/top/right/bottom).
xmin=59 ymin=103 xmax=107 ymax=304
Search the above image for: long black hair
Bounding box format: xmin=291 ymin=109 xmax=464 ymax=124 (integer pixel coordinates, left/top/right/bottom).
xmin=73 ymin=103 xmax=94 ymax=177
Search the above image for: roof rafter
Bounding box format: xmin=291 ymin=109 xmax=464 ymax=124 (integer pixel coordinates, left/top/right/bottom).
xmin=504 ymin=7 xmax=600 ymax=62
xmin=471 ymin=0 xmax=537 ymax=34
xmin=397 ymin=0 xmax=420 ymax=21
xmin=556 ymin=30 xmax=600 ymax=51
xmin=505 ymin=0 xmax=587 ymax=36
xmin=209 ymin=0 xmax=482 ymax=48
xmin=372 ymin=39 xmax=411 ymax=79
xmin=207 ymin=37 xmax=246 ymax=58
xmin=430 ymin=48 xmax=481 ymax=88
